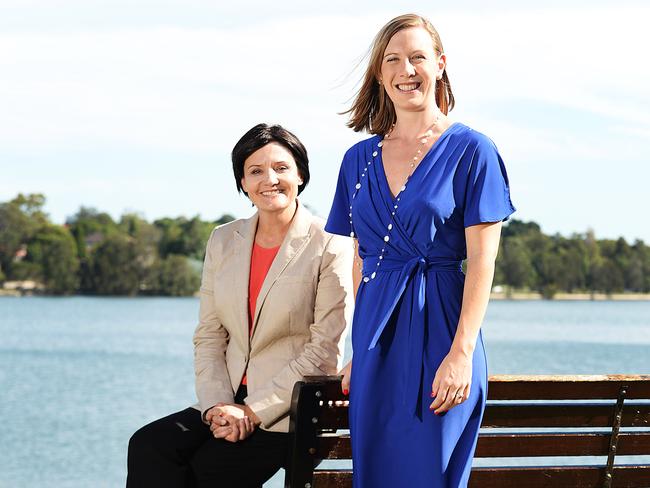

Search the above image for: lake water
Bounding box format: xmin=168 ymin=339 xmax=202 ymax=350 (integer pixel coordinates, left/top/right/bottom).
xmin=1 ymin=297 xmax=649 ymax=487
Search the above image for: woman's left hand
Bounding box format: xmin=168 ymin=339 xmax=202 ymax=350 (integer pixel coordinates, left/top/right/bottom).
xmin=209 ymin=403 xmax=260 ymax=442
xmin=429 ymin=349 xmax=472 ymax=415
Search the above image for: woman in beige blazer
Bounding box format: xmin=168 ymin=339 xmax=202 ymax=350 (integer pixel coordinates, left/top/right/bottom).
xmin=127 ymin=124 xmax=353 ymax=488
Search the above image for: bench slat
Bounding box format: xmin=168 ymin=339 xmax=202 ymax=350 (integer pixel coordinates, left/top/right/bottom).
xmin=482 ymin=402 xmax=650 ymax=428
xmin=316 ymin=406 xmax=349 ymax=430
xmin=313 ymin=465 xmax=650 ymax=488
xmin=312 ymin=470 xmax=352 ymax=488
xmin=469 ymin=465 xmax=650 ymax=488
xmin=316 ymin=434 xmax=352 ymax=459
xmin=313 ymin=401 xmax=650 ymax=430
xmin=475 ymin=432 xmax=650 ymax=457
xmin=314 ymin=431 xmax=650 ymax=459
xmin=487 ymin=375 xmax=650 ymax=400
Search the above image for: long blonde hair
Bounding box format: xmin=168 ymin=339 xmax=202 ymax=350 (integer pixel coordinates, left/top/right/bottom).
xmin=344 ymin=14 xmax=455 ymax=135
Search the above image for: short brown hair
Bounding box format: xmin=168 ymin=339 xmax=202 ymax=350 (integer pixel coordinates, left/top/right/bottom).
xmin=231 ymin=124 xmax=310 ymax=197
xmin=344 ymin=14 xmax=455 ymax=135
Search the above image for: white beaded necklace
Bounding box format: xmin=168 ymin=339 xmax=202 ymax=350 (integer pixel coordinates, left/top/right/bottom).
xmin=349 ymin=116 xmax=440 ymax=283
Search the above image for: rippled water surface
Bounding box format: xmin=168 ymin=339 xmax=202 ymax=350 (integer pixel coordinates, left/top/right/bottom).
xmin=1 ymin=297 xmax=648 ymax=487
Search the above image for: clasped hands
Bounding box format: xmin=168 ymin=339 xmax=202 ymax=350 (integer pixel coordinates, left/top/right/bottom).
xmin=205 ymin=403 xmax=261 ymax=442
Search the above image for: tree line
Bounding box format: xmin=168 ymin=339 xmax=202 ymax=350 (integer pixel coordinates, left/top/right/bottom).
xmin=0 ymin=194 xmax=233 ymax=296
xmin=496 ymin=220 xmax=650 ymax=298
xmin=1 ymin=194 xmax=649 ymax=297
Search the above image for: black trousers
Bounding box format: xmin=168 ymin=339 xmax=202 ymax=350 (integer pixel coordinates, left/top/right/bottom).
xmin=127 ymin=387 xmax=288 ymax=488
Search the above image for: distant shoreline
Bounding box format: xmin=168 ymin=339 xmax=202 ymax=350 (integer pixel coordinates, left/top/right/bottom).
xmin=2 ymin=289 xmax=650 ymax=301
xmin=490 ymin=292 xmax=650 ymax=301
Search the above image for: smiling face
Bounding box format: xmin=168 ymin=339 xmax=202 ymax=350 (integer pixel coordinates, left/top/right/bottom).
xmin=380 ymin=26 xmax=446 ymax=113
xmin=240 ymin=142 xmax=303 ymax=215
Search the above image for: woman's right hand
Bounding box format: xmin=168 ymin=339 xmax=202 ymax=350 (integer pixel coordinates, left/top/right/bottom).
xmin=339 ymin=360 xmax=352 ymax=396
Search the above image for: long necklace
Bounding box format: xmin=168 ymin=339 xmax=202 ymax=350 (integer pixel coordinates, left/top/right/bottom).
xmin=349 ymin=115 xmax=440 ymax=283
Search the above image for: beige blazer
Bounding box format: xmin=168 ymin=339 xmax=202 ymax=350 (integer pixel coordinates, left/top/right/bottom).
xmin=192 ymin=203 xmax=353 ymax=432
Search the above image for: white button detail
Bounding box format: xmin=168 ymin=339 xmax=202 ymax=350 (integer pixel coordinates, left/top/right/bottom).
xmin=348 ymin=121 xmax=437 ymax=288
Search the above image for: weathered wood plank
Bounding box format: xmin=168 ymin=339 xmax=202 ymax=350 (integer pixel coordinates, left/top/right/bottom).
xmin=311 ymin=465 xmax=650 ymax=488
xmin=312 ymin=470 xmax=352 ymax=487
xmin=316 ymin=434 xmax=352 ymax=459
xmin=481 ymin=402 xmax=650 ymax=428
xmin=314 ymin=431 xmax=650 ymax=460
xmin=487 ymin=375 xmax=650 ymax=400
xmin=468 ymin=465 xmax=650 ymax=488
xmin=475 ymin=432 xmax=650 ymax=457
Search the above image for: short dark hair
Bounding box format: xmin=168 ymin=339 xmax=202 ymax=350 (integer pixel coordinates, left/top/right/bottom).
xmin=231 ymin=123 xmax=310 ymax=197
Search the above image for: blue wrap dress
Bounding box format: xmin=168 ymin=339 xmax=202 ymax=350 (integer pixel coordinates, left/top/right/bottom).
xmin=325 ymin=122 xmax=515 ymax=487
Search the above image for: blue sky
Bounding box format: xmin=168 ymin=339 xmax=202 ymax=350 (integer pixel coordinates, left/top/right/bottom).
xmin=1 ymin=1 xmax=649 ymax=242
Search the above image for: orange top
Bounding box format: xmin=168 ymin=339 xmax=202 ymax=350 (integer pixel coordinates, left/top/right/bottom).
xmin=242 ymin=242 xmax=280 ymax=385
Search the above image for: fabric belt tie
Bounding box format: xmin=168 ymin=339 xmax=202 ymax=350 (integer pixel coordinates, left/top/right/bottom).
xmin=362 ymin=255 xmax=462 ymax=417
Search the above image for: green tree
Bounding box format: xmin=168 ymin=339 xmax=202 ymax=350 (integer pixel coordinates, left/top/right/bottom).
xmin=66 ymin=207 xmax=118 ymax=255
xmin=553 ymin=237 xmax=587 ymax=292
xmin=26 ymin=225 xmax=79 ymax=294
xmin=67 ymin=207 xmax=120 ymax=292
xmin=631 ymin=240 xmax=650 ymax=292
xmin=625 ymin=255 xmax=644 ymax=292
xmin=0 ymin=193 xmax=48 ymax=278
xmin=10 ymin=261 xmax=42 ymax=281
xmin=91 ymin=235 xmax=143 ymax=295
xmin=149 ymin=254 xmax=201 ymax=296
xmin=215 ymin=214 xmax=236 ymax=226
xmin=155 ymin=216 xmax=215 ymax=260
xmin=499 ymin=236 xmax=535 ymax=291
xmin=592 ymin=259 xmax=625 ymax=294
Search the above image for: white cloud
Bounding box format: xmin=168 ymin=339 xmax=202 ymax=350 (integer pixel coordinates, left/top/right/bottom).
xmin=1 ymin=4 xmax=649 ymax=239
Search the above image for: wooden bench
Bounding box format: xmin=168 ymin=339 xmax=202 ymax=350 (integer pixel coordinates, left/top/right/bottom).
xmin=285 ymin=375 xmax=650 ymax=487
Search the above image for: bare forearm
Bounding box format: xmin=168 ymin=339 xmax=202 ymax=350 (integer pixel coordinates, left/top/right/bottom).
xmin=452 ymin=255 xmax=496 ymax=356
xmin=352 ymin=238 xmax=362 ymax=300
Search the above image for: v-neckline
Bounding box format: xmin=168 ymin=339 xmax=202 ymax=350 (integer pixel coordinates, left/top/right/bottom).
xmin=378 ymin=122 xmax=460 ymax=202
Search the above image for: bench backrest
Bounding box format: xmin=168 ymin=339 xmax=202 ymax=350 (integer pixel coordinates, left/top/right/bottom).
xmin=286 ymin=375 xmax=650 ymax=488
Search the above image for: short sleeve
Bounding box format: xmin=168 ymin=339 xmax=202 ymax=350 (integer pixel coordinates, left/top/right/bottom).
xmin=463 ymin=137 xmax=516 ymax=227
xmin=325 ymin=153 xmax=353 ymax=237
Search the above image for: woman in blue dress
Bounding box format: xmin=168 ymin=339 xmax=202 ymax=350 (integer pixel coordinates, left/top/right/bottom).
xmin=325 ymin=14 xmax=516 ymax=487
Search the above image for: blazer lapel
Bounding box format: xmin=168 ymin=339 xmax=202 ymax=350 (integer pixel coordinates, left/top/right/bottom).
xmin=233 ymin=213 xmax=257 ymax=351
xmin=251 ymin=203 xmax=312 ymax=338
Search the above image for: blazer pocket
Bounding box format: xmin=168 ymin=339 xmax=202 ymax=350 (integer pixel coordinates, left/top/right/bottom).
xmin=275 ymin=276 xmax=314 ymax=285
xmin=275 ymin=276 xmax=316 ymax=313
